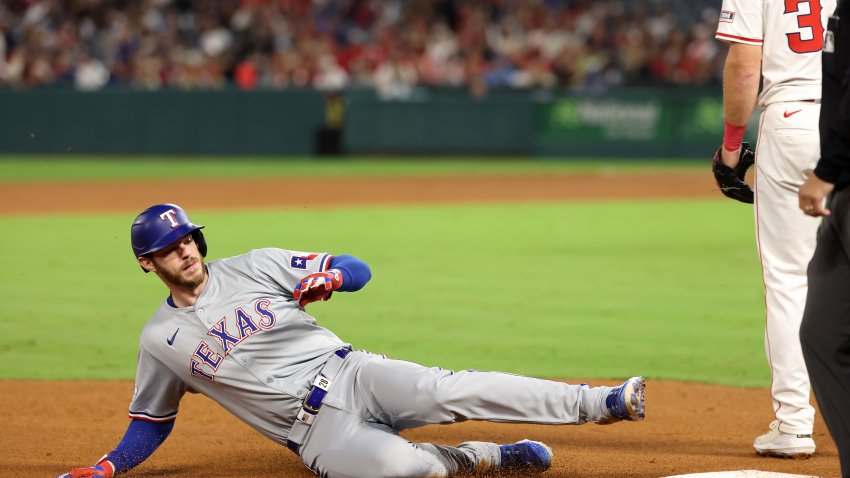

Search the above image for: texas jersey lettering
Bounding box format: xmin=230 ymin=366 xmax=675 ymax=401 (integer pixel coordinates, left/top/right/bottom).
xmin=128 ymin=248 xmax=344 ymax=444
xmin=189 ymin=298 xmax=277 ymax=382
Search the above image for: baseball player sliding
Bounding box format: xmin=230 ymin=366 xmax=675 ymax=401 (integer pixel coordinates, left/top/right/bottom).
xmin=713 ymin=0 xmax=835 ymax=459
xmin=56 ymin=204 xmax=645 ymax=478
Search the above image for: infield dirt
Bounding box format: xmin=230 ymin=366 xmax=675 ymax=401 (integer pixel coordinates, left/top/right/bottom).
xmin=1 ymin=170 xmax=839 ymax=477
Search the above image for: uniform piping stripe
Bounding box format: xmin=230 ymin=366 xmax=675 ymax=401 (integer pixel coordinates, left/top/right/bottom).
xmin=321 ymin=254 xmax=333 ymax=271
xmin=129 ymin=411 xmax=177 ymax=422
xmin=716 ymin=32 xmax=764 ymax=43
xmin=752 ymin=113 xmax=782 ymax=420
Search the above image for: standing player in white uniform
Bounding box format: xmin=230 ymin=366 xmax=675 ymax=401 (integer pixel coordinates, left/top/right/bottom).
xmin=715 ymin=0 xmax=835 ymax=458
xmin=55 ymin=204 xmax=646 ymax=478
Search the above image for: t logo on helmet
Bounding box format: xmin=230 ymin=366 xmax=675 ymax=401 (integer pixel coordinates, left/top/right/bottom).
xmin=159 ymin=209 xmax=180 ymax=228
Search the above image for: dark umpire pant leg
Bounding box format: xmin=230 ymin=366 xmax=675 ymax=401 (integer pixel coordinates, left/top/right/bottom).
xmin=800 ymin=189 xmax=850 ymax=477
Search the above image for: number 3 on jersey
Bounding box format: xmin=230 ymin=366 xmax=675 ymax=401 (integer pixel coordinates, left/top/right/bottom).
xmin=785 ymin=0 xmax=824 ymax=53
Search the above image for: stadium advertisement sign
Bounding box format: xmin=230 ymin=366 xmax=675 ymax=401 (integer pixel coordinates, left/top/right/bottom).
xmin=543 ymin=98 xmax=665 ymax=141
xmin=535 ymin=93 xmax=726 ymax=157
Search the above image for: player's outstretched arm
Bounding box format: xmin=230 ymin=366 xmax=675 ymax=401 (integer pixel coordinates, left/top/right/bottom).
xmin=55 ymin=459 xmax=115 ymax=478
xmin=293 ymin=255 xmax=372 ymax=307
xmin=328 ymin=255 xmax=371 ymax=292
xmin=56 ymin=419 xmax=174 ymax=477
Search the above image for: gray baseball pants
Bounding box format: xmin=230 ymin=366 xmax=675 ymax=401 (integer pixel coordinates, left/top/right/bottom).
xmin=292 ymin=350 xmax=615 ymax=478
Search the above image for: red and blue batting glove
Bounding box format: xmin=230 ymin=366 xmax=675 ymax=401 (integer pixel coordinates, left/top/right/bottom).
xmin=293 ymin=269 xmax=343 ymax=307
xmin=56 ymin=458 xmax=115 ymax=478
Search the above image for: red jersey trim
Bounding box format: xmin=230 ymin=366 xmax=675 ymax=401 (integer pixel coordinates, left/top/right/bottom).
xmin=716 ymin=32 xmax=763 ymax=44
xmin=128 ymin=412 xmax=177 ymax=423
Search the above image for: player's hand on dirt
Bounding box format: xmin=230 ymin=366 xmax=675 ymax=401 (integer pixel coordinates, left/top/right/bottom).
xmin=712 ymin=142 xmax=755 ymax=204
xmin=293 ymin=269 xmax=343 ymax=307
xmin=55 ymin=459 xmax=115 ymax=478
xmin=799 ymin=172 xmax=835 ymax=217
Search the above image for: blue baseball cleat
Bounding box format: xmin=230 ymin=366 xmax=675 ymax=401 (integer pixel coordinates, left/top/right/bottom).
xmin=605 ymin=376 xmax=645 ymax=421
xmin=498 ymin=439 xmax=553 ymax=472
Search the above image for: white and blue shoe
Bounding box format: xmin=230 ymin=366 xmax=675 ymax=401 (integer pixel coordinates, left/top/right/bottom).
xmin=605 ymin=376 xmax=646 ymax=421
xmin=498 ymin=439 xmax=553 ymax=472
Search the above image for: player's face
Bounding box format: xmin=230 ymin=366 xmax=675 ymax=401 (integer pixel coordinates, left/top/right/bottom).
xmin=144 ymin=234 xmax=206 ymax=288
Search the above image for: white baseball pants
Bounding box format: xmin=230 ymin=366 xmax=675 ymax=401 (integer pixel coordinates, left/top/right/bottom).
xmin=754 ymin=100 xmax=821 ymax=435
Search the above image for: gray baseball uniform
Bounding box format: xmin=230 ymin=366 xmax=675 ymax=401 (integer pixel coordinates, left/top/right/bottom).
xmin=129 ymin=247 xmax=618 ymax=477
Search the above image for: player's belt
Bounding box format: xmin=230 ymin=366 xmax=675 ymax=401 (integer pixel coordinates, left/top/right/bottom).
xmin=286 ymin=347 xmax=351 ymax=456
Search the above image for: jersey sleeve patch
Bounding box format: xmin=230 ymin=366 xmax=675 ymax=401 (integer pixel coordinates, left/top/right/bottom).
xmin=715 ymin=32 xmax=763 ymax=44
xmin=290 ymin=254 xmax=318 ymax=270
xmin=719 ymin=10 xmax=735 ymax=23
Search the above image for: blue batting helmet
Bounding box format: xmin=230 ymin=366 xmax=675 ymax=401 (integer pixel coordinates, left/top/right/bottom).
xmin=131 ymin=204 xmax=207 ymax=270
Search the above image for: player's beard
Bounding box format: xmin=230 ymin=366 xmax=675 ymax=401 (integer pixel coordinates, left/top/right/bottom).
xmin=159 ymin=257 xmax=206 ymax=289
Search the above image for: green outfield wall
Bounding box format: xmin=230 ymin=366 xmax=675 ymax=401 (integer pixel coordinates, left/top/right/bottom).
xmin=0 ymin=87 xmax=728 ymax=157
xmin=0 ymin=89 xmax=325 ymax=155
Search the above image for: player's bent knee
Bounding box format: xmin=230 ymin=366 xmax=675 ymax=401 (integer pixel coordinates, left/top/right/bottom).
xmin=375 ymin=448 xmax=449 ymax=478
xmin=374 ymin=454 xmax=448 ymax=478
xmin=310 ymin=450 xmax=448 ymax=478
xmin=323 ymin=460 xmax=446 ymax=478
xmin=390 ymin=462 xmax=447 ymax=478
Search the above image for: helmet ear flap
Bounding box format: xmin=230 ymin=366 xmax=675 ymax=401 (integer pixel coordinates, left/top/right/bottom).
xmin=192 ymin=230 xmax=208 ymax=257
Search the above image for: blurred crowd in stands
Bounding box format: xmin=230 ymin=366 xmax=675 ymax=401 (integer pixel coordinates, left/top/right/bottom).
xmin=0 ymin=0 xmax=726 ymax=96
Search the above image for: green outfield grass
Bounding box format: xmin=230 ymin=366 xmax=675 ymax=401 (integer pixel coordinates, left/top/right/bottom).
xmin=0 ymin=172 xmax=766 ymax=386
xmin=0 ymin=154 xmax=705 ymax=181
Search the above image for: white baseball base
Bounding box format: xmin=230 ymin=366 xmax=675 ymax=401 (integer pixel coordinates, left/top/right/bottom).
xmin=663 ymin=472 xmax=818 ymax=478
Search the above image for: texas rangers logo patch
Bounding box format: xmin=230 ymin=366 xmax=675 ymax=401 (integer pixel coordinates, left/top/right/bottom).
xmin=290 ymin=254 xmax=318 ymax=269
xmin=719 ymin=10 xmax=735 ymax=22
